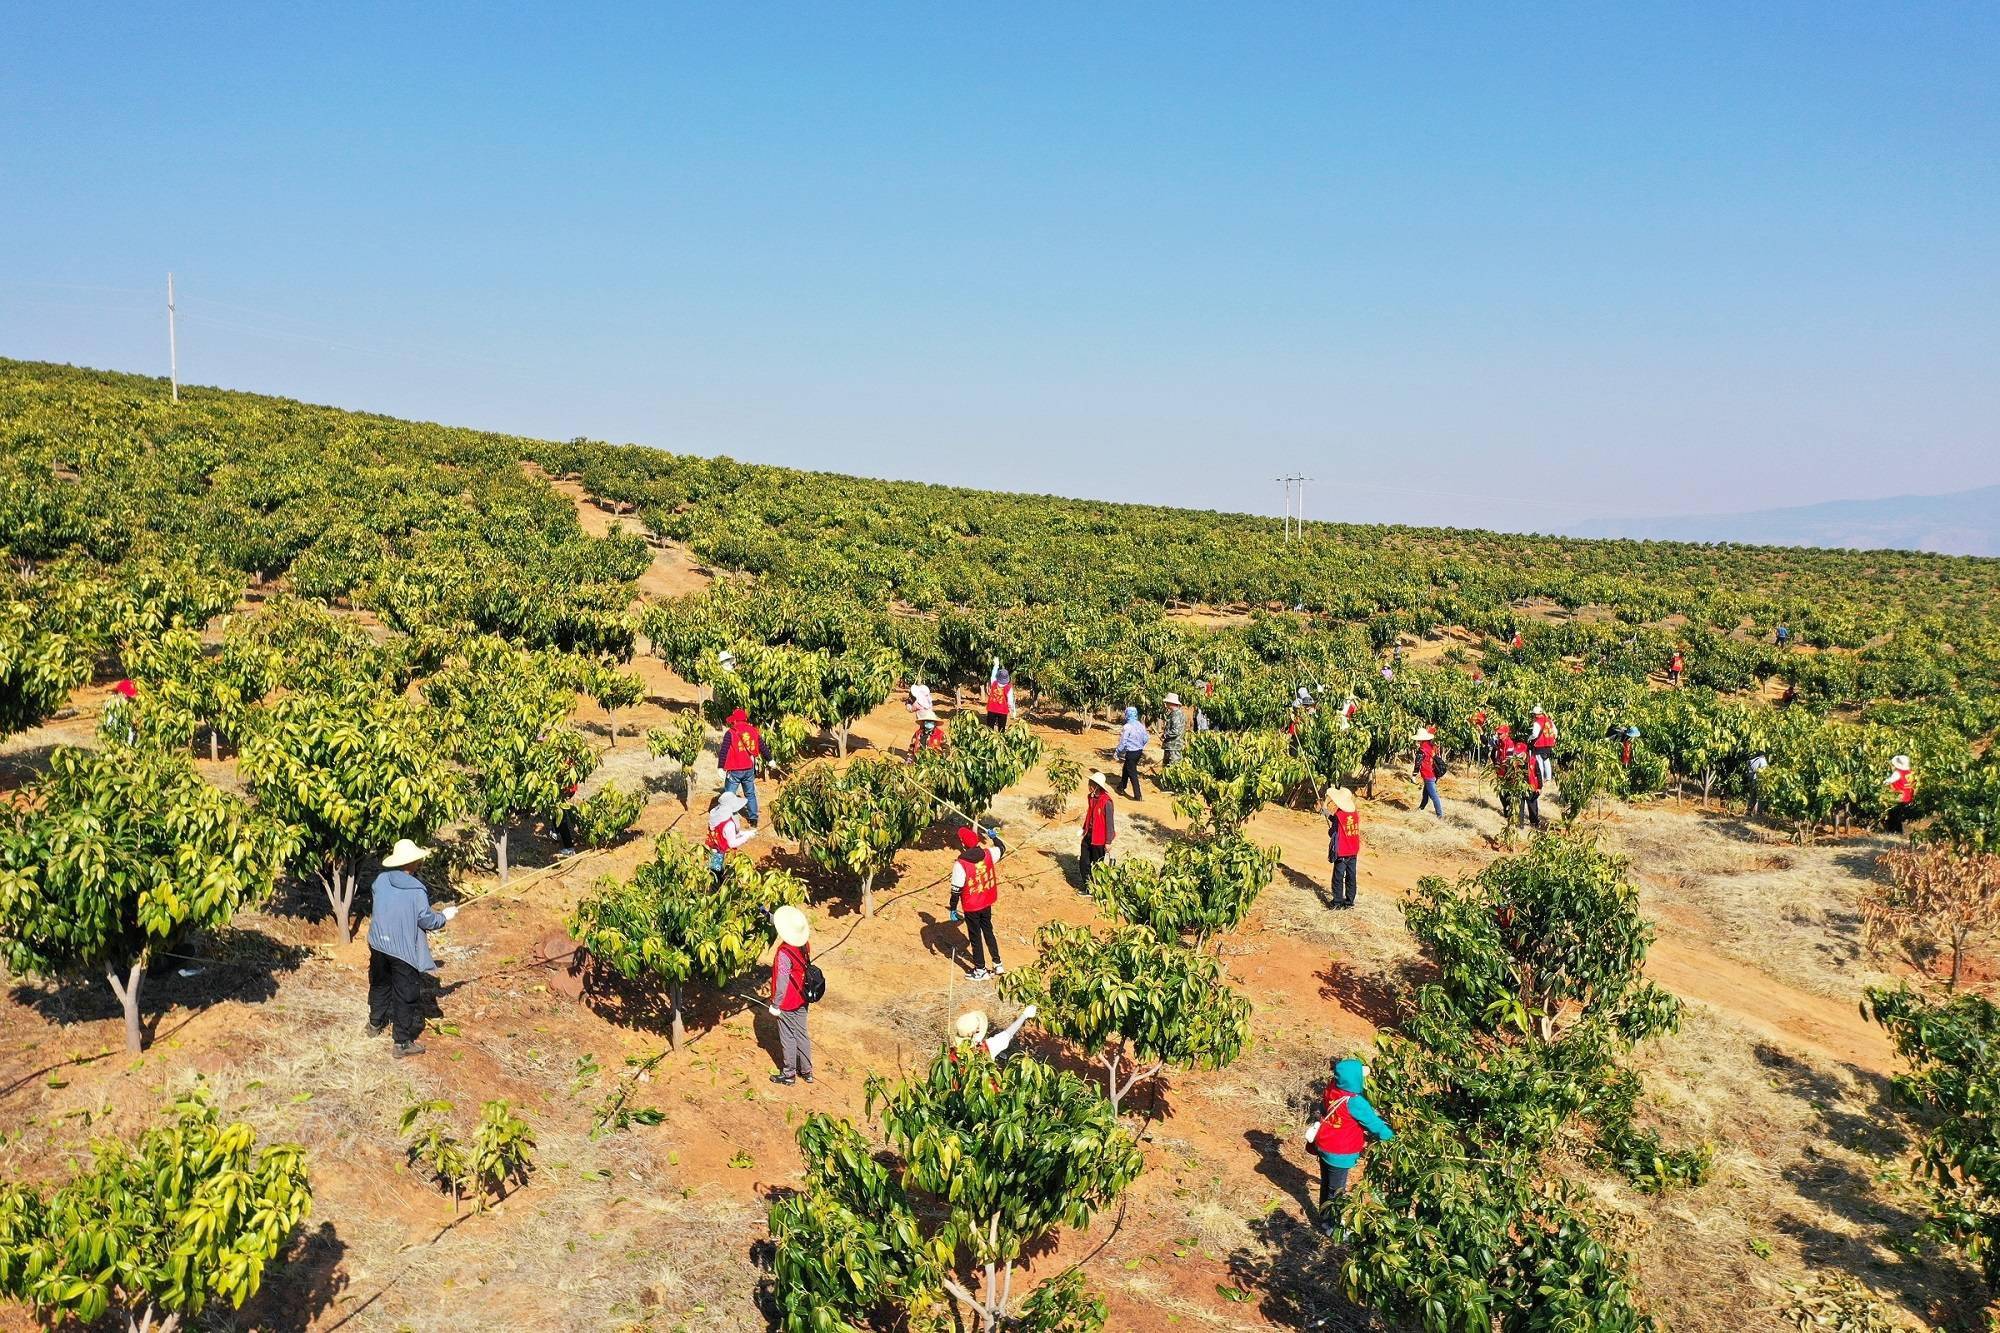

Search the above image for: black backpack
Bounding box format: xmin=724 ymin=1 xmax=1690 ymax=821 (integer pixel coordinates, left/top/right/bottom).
xmin=1434 ymin=754 xmax=1452 ymax=779
xmin=801 ymin=963 xmax=828 ymax=1006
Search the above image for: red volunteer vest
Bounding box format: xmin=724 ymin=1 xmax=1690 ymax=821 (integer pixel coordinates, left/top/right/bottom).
xmin=1523 ymin=745 xmax=1543 ymax=791
xmin=1418 ymin=742 xmax=1436 ymax=780
xmin=1532 ymin=719 xmax=1555 ymax=749
xmin=985 ymin=682 xmax=1011 ymax=715
xmin=1085 ymin=792 xmax=1114 ymax=845
xmin=1891 ymin=771 xmax=1914 ymax=804
xmin=1311 ymin=1089 xmax=1365 ymax=1156
xmin=722 ymin=723 xmax=762 ymax=771
xmin=706 ymin=821 xmax=731 ymax=853
xmin=959 ymin=849 xmax=999 ymax=912
xmin=1332 ymin=809 xmax=1360 ymax=857
xmin=773 ymin=942 xmax=809 ymax=1011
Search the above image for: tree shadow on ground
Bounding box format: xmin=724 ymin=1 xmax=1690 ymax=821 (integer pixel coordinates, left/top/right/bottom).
xmin=7 ymin=927 xmax=308 ymax=1051
xmin=1753 ymin=1042 xmax=1988 ymax=1328
xmin=235 ymin=1220 xmax=349 ymax=1332
xmin=1316 ymin=961 xmax=1409 ymax=1030
xmin=1225 ymin=1211 xmax=1383 ymax=1331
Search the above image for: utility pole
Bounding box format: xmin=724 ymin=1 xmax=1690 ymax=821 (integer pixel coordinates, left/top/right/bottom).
xmin=1294 ymin=476 xmax=1313 ymax=536
xmin=1276 ymin=477 xmax=1291 ymax=543
xmin=167 ymin=272 xmax=179 ymax=403
xmin=1276 ymin=473 xmax=1309 ymax=543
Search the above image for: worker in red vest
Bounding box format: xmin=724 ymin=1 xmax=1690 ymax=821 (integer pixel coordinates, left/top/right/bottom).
xmin=767 ymin=905 xmax=813 ymax=1086
xmin=1323 ymin=787 xmax=1360 ymax=908
xmin=1471 ymin=708 xmax=1488 ymax=763
xmin=1527 ymin=706 xmax=1556 ymax=786
xmin=1510 ymin=628 xmax=1524 ymax=650
xmin=1620 ymin=726 xmax=1639 ymax=768
xmin=908 ymin=707 xmax=948 ymax=758
xmin=1668 ymin=651 xmax=1685 ymax=688
xmin=718 ymin=708 xmax=764 ymax=823
xmin=1080 ymin=772 xmax=1115 ymax=890
xmin=1306 ymin=1057 xmax=1394 ymax=1234
xmin=1520 ymin=737 xmax=1544 ymax=828
xmin=1884 ymin=755 xmax=1916 ymax=833
xmin=706 ymin=791 xmax=758 ymax=884
xmin=984 ymin=661 xmax=1015 ymax=729
xmin=950 ymin=825 xmax=1010 ymax=980
xmin=1413 ymin=728 xmax=1443 ymax=819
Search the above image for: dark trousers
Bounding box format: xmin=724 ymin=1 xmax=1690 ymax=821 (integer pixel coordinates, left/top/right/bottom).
xmin=964 ymin=906 xmax=1000 ymax=970
xmin=1887 ymin=803 xmax=1913 ymax=834
xmin=1317 ymin=1157 xmax=1352 ymax=1217
xmin=368 ymin=949 xmax=425 ymax=1044
xmin=1116 ymin=751 xmax=1143 ymax=799
xmin=1331 ymin=854 xmax=1358 ymax=907
xmin=983 ymin=711 xmax=1008 ymax=730
xmin=1524 ymin=792 xmax=1542 ymax=828
xmin=1080 ymin=836 xmax=1107 ymax=886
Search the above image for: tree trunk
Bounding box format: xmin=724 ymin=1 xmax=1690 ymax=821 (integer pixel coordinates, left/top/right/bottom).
xmin=1103 ymin=1050 xmax=1122 ymax=1116
xmin=861 ymin=869 xmax=876 ymax=919
xmin=105 ymin=955 xmax=147 ymax=1053
xmin=835 ymin=724 xmax=849 ymax=758
xmin=495 ymin=829 xmax=510 ymax=886
xmin=1951 ymin=931 xmax=1966 ymax=992
xmin=669 ymin=981 xmax=686 ymax=1050
xmin=209 ymin=728 xmax=220 ymax=762
xmin=324 ymin=862 xmax=358 ymax=941
xmin=607 ymin=707 xmax=619 ymax=746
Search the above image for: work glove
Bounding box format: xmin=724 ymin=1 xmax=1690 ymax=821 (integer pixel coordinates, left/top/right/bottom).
xmin=950 ymin=909 xmax=963 ymax=924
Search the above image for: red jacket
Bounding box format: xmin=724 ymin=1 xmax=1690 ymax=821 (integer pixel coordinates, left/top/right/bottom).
xmin=1890 ymin=771 xmax=1914 ymax=805
xmin=1084 ymin=790 xmax=1115 ymax=846
xmin=1417 ymin=741 xmax=1436 ymax=781
xmin=958 ymin=849 xmax=1000 ymax=912
xmin=1669 ymin=653 xmax=1684 ymax=674
xmin=1331 ymin=809 xmax=1360 ymax=858
xmin=722 ymin=718 xmax=763 ymax=772
xmin=772 ymin=942 xmax=809 ymax=1012
xmin=1521 ymin=742 xmax=1543 ymax=792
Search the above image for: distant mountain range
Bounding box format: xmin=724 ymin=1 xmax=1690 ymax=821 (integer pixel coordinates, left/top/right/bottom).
xmin=1566 ymin=483 xmax=2000 ymax=557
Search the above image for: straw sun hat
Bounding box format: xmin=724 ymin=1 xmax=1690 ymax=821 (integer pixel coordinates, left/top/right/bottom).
xmin=382 ymin=838 xmax=430 ymax=868
xmin=954 ymin=1010 xmax=991 ymax=1043
xmin=1328 ymin=787 xmax=1357 ymax=814
xmin=772 ymin=904 xmax=811 ymax=948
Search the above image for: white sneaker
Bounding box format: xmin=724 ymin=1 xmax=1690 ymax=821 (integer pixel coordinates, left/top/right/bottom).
xmin=968 ymin=968 xmax=989 ymax=981
xmin=990 ymin=964 xmax=1006 ymax=976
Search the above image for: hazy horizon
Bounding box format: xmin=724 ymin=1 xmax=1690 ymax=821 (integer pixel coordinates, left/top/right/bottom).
xmin=5 ymin=4 xmax=1996 ymax=530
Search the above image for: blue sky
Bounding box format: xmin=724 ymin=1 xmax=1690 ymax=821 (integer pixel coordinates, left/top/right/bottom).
xmin=4 ymin=3 xmax=1995 ymax=529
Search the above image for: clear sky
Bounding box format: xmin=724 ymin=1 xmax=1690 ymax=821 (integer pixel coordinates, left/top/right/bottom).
xmin=4 ymin=4 xmax=1995 ymax=530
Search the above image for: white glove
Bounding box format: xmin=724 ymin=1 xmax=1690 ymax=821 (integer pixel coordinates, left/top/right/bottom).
xmin=440 ymin=905 xmax=460 ymax=921
xmin=1022 ymin=1005 xmax=1038 ymax=1020
xmin=768 ymin=1004 xmax=780 ymax=1016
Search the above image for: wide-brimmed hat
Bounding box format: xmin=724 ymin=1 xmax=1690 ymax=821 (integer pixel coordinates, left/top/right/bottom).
xmin=1163 ymin=693 xmax=1181 ymax=706
xmin=772 ymin=905 xmax=810 ymax=947
xmin=710 ymin=792 xmax=746 ymax=827
xmin=917 ymin=706 xmax=938 ymax=722
xmin=1329 ymin=787 xmax=1357 ymax=814
xmin=1532 ymin=705 xmax=1546 ymax=715
xmin=1089 ymin=771 xmax=1111 ymax=790
xmin=1413 ymin=727 xmax=1435 ymax=742
xmin=1892 ymin=755 xmax=1912 ymax=771
xmin=382 ymin=838 xmax=430 ymax=868
xmin=953 ymin=1010 xmax=990 ymax=1042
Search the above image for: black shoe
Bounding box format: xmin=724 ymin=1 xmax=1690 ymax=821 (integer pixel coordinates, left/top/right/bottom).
xmin=800 ymin=1074 xmax=814 ymax=1084
xmin=392 ymin=1041 xmax=426 ymax=1058
xmin=366 ymin=1020 xmax=388 ymax=1036
xmin=770 ymin=1073 xmax=796 ymax=1085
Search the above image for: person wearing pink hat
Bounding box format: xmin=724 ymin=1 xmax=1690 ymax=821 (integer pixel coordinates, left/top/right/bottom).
xmin=951 ymin=824 xmax=1009 ymax=980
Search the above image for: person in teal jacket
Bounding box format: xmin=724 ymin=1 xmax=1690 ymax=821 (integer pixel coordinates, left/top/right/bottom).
xmin=1307 ymin=1057 xmax=1394 ymax=1233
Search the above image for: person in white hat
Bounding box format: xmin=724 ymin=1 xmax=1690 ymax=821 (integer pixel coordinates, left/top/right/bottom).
xmin=1412 ymin=727 xmax=1443 ymax=820
xmin=1322 ymin=787 xmax=1361 ymax=908
xmin=1883 ymin=755 xmax=1916 ymax=833
xmin=952 ymin=1005 xmax=1037 ymax=1062
xmin=767 ymin=904 xmax=814 ymax=1085
xmin=705 ymin=791 xmax=758 ymax=884
xmin=366 ymin=839 xmax=457 ymax=1058
xmin=1160 ymin=694 xmax=1188 ymax=768
xmin=907 ymin=705 xmax=947 ymax=758
xmin=906 ymin=678 xmax=935 ymax=718
xmin=1080 ymin=772 xmax=1116 ymax=890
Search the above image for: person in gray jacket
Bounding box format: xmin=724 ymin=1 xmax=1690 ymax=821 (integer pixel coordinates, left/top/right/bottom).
xmin=366 ymin=839 xmax=458 ymax=1057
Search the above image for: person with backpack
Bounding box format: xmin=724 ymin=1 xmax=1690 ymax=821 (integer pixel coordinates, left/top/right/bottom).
xmin=1081 ymin=772 xmax=1116 ymax=889
xmin=1113 ymin=706 xmax=1150 ymax=799
xmin=984 ymin=661 xmax=1015 ymax=729
xmin=719 ymin=707 xmax=764 ymax=823
xmin=1413 ymin=727 xmax=1443 ymax=819
xmin=767 ymin=904 xmax=815 ymax=1086
xmin=1323 ymin=786 xmax=1360 ymax=908
xmin=706 ymin=791 xmax=758 ymax=884
xmin=951 ymin=824 xmax=1010 ymax=980
xmin=1306 ymin=1057 xmax=1395 ymax=1234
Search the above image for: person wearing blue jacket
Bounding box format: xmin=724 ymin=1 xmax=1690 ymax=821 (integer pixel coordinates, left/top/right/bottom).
xmin=365 ymin=839 xmax=458 ymax=1058
xmin=1113 ymin=706 xmax=1150 ymax=800
xmin=1306 ymin=1057 xmax=1394 ymax=1234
